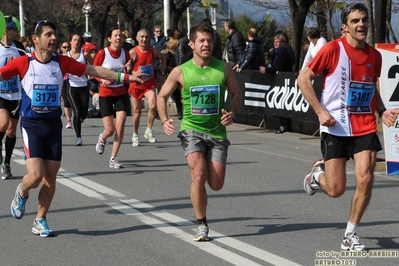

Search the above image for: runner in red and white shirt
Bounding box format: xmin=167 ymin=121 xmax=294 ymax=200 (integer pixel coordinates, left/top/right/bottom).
xmin=1 ymin=21 xmax=145 ymax=237
xmin=298 ymin=3 xmax=399 ymax=252
xmin=93 ymin=27 xmax=131 ymax=169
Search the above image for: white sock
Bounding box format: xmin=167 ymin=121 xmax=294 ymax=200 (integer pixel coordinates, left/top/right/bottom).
xmin=146 ymin=127 xmax=151 ymax=131
xmin=345 ymin=221 xmax=358 ymax=236
xmin=313 ymin=171 xmax=323 ymax=183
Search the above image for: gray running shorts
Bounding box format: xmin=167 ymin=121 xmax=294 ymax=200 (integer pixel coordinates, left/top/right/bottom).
xmin=177 ymin=130 xmax=230 ymax=164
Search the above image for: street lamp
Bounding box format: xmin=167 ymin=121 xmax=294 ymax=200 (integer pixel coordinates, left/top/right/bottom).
xmin=19 ymin=0 xmax=25 ymax=36
xmin=82 ymin=0 xmax=92 ymax=33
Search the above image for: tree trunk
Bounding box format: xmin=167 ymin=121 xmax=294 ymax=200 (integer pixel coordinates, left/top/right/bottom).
xmin=289 ymin=0 xmax=316 ymax=72
xmin=363 ymin=0 xmax=374 ymax=45
xmin=374 ymin=0 xmax=388 ymax=43
xmin=315 ymin=0 xmax=328 ymax=40
xmin=386 ymin=0 xmax=398 ymax=42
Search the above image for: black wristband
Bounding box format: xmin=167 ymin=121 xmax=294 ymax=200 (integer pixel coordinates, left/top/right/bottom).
xmin=162 ymin=119 xmax=168 ymax=125
xmin=379 ymin=108 xmax=386 ymax=118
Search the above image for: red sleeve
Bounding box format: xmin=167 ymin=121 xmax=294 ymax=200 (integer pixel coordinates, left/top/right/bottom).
xmin=308 ymin=40 xmax=340 ymax=77
xmin=58 ymin=55 xmax=86 ymax=77
xmin=1 ymin=56 xmax=29 ymax=80
xmin=93 ymin=49 xmax=105 ymax=67
xmin=92 ymin=50 xmax=106 ymax=82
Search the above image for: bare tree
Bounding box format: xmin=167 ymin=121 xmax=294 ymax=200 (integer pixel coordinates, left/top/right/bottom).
xmin=386 ymin=0 xmax=398 ymax=42
xmin=117 ymin=0 xmax=162 ymax=37
xmin=374 ymin=0 xmax=388 ymax=44
xmin=308 ymin=0 xmax=346 ymax=41
xmin=363 ymin=0 xmax=374 ymax=44
xmin=170 ymin=0 xmax=199 ymax=31
xmin=288 ymin=0 xmax=316 ymax=71
xmin=310 ymin=0 xmax=329 ymax=39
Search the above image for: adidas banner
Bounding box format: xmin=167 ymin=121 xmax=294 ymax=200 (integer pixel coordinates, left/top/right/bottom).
xmin=226 ymin=71 xmax=322 ymax=122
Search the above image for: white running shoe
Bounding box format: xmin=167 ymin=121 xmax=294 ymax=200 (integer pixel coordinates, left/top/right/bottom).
xmin=32 ymin=217 xmax=54 ymax=237
xmin=341 ymin=233 xmax=366 ymax=251
xmin=96 ymin=133 xmax=106 ymax=154
xmin=144 ymin=129 xmax=157 ymax=143
xmin=193 ymin=224 xmax=209 ymax=241
xmin=303 ymin=159 xmax=324 ymax=196
xmin=132 ymin=134 xmax=140 ymax=147
xmin=109 ymin=157 xmax=123 ymax=169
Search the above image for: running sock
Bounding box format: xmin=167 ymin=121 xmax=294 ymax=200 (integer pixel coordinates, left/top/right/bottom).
xmin=313 ymin=171 xmax=323 ymax=183
xmin=146 ymin=127 xmax=151 ymax=131
xmin=197 ymin=217 xmax=207 ymax=226
xmin=5 ymin=136 xmax=16 ymax=164
xmin=344 ymin=221 xmax=358 ymax=236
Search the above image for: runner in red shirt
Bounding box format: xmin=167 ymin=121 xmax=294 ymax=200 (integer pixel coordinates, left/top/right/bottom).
xmin=2 ymin=21 xmax=145 ymax=237
xmin=298 ymin=3 xmax=399 ymax=251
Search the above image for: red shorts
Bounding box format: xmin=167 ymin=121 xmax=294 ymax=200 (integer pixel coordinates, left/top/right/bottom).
xmin=129 ymin=85 xmax=156 ymax=100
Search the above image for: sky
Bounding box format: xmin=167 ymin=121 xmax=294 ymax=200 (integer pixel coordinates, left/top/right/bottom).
xmin=228 ymin=0 xmax=291 ymax=22
xmin=228 ymin=0 xmax=399 ymax=40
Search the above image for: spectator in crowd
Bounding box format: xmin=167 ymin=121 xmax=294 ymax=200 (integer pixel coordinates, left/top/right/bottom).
xmin=173 ymin=29 xmax=182 ymax=40
xmin=166 ymin=28 xmax=174 ymax=42
xmin=122 ymin=29 xmax=134 ymax=52
xmin=274 ymin=30 xmax=295 ymax=66
xmin=178 ymin=29 xmax=192 ymax=65
xmin=260 ymin=34 xmax=293 ymax=134
xmin=300 ymin=43 xmax=309 ymax=68
xmin=150 ymin=25 xmax=167 ymax=79
xmin=301 ymin=27 xmax=327 ymax=71
xmin=161 ymin=37 xmax=183 ymax=119
xmin=223 ymin=19 xmax=246 ymax=67
xmin=233 ymin=28 xmax=265 ymax=72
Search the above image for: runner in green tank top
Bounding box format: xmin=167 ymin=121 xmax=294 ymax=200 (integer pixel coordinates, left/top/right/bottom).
xmin=157 ymin=22 xmax=242 ymax=241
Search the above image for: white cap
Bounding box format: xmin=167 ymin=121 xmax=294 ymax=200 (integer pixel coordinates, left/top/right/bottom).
xmin=83 ymin=32 xmax=92 ymax=38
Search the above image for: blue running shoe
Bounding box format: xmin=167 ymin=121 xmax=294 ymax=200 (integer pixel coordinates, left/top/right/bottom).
xmin=11 ymin=183 xmax=28 ymax=219
xmin=32 ymin=217 xmax=54 ymax=237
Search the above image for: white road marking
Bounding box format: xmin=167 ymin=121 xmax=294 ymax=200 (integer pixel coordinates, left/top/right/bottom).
xmin=56 ymin=177 xmax=106 ymax=201
xmin=54 ymin=172 xmax=302 ymax=266
xmin=108 ymin=202 xmax=263 ymax=266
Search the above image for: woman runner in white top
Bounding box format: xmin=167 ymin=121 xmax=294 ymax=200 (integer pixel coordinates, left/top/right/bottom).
xmin=67 ymin=33 xmax=92 ymax=146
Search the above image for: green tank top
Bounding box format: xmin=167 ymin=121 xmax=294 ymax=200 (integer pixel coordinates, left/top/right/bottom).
xmin=180 ymin=58 xmax=227 ymax=139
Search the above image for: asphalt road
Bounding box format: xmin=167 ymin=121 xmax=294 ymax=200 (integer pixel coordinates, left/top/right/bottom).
xmin=0 ymin=114 xmax=398 ymax=266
